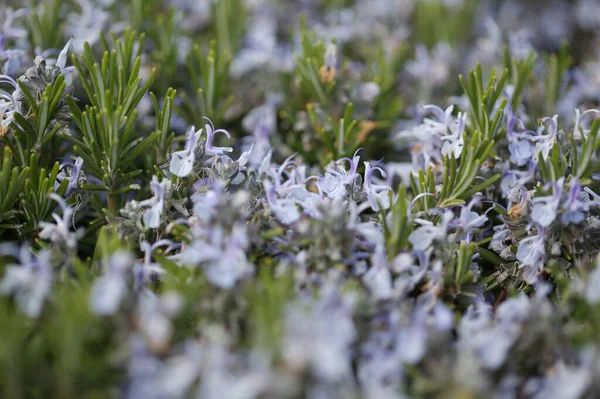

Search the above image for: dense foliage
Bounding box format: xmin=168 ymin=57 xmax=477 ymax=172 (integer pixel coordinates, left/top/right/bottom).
xmin=2 ymin=0 xmax=600 ymax=398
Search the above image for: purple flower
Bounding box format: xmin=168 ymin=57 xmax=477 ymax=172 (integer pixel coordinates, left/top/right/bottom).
xmin=203 ymin=118 xmax=233 ymax=156
xmin=457 ymin=196 xmax=491 ymax=243
xmin=561 ymin=180 xmax=589 ymax=225
xmin=500 ymin=161 xmax=535 ymax=197
xmin=56 ymin=156 xmax=84 ymax=197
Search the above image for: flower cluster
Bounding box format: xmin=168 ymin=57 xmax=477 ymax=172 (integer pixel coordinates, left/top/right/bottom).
xmin=3 ymin=0 xmax=600 ymax=398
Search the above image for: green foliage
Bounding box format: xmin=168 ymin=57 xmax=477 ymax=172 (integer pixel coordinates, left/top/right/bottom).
xmin=504 ymin=51 xmax=538 ymax=111
xmin=295 ymin=29 xmax=335 ymax=106
xmin=0 ymin=147 xmax=28 ymax=236
xmin=21 ymin=154 xmax=68 ymax=234
xmin=213 ymin=0 xmax=248 ymax=57
xmin=245 ymin=264 xmax=295 ymax=353
xmin=5 ymin=74 xmax=68 ymax=167
xmin=572 ymin=118 xmax=600 ymax=181
xmin=150 ymin=8 xmax=182 ymax=94
xmin=381 ymin=185 xmax=412 ymax=260
xmin=459 ymin=63 xmax=508 ymax=140
xmin=25 ymin=0 xmax=64 ymax=51
xmin=370 ymin=45 xmax=408 ymax=122
xmin=289 ymin=28 xmax=385 ymax=165
xmin=412 ymin=0 xmax=479 ymax=49
xmin=409 ymin=167 xmax=436 ymax=213
xmin=544 ymin=45 xmax=572 ymax=115
xmin=149 ymin=87 xmax=177 ymax=163
xmin=452 ymin=240 xmax=476 ymax=286
xmin=64 ymin=30 xmax=158 ymax=213
xmin=306 ymin=102 xmax=366 ymax=163
xmin=438 ymin=131 xmax=500 ymax=208
xmin=182 ymin=41 xmax=232 ymax=126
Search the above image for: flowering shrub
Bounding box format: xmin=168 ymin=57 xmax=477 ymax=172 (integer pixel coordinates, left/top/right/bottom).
xmin=3 ymin=0 xmax=600 ymax=398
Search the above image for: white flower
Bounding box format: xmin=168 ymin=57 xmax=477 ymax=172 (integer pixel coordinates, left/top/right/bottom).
xmin=440 ymin=111 xmax=466 ymax=159
xmin=38 ymin=193 xmax=81 ymax=249
xmin=364 ymin=162 xmax=391 ymax=211
xmin=139 ymin=176 xmax=171 ymax=229
xmin=170 ymin=125 xmax=202 ymax=177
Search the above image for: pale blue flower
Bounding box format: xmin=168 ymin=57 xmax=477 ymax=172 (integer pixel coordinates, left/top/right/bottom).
xmin=90 ymin=250 xmax=134 ymax=315
xmin=500 ymin=162 xmax=535 ymax=197
xmin=533 ymin=361 xmax=591 ymax=399
xmin=531 ymin=181 xmax=563 ymax=228
xmin=397 ymin=307 xmax=428 ymax=364
xmin=282 ymin=283 xmax=356 ymax=382
xmin=457 ymin=196 xmax=491 ymax=243
xmin=0 ymin=244 xmax=53 ymax=318
xmin=585 ymin=265 xmax=600 ymax=304
xmin=516 ymin=227 xmax=546 ymax=284
xmin=137 ymin=290 xmax=183 ymax=351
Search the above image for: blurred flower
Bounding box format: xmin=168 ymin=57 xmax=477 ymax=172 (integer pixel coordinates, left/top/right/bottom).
xmin=0 ymin=244 xmax=52 ymax=318
xmin=409 ymin=211 xmax=453 ymax=251
xmin=90 ymin=250 xmax=134 ymax=315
